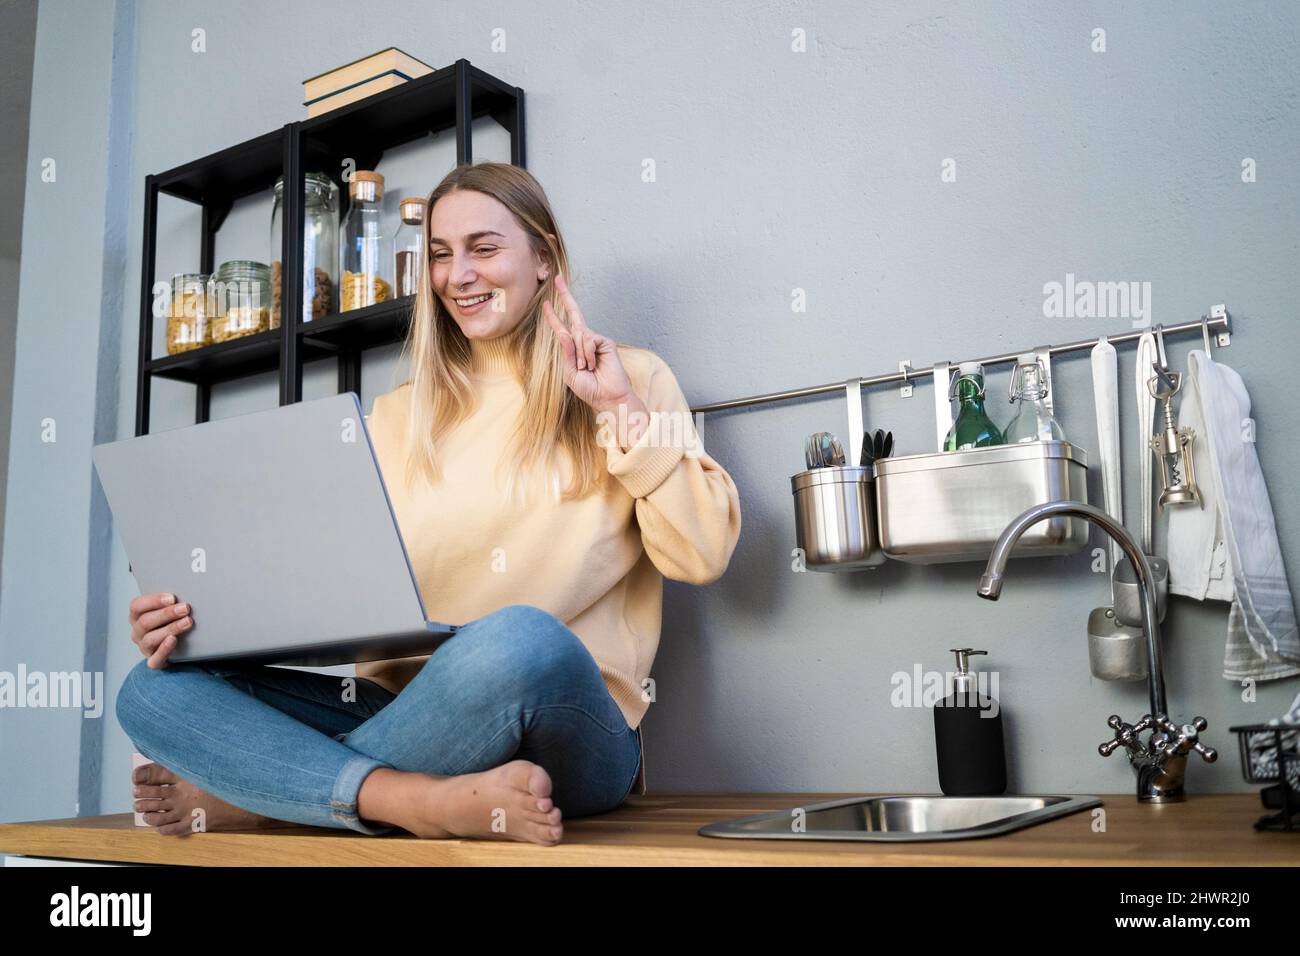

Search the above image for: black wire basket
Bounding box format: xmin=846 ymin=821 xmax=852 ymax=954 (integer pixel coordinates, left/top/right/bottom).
xmin=1228 ymin=723 xmax=1300 ymax=832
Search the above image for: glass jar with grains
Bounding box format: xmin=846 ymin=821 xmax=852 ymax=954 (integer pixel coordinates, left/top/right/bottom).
xmin=339 ymin=170 xmax=392 ymax=311
xmin=270 ymin=171 xmax=339 ymax=325
xmin=166 ymin=272 xmax=211 ymax=354
xmin=208 ymin=260 xmax=273 ymax=342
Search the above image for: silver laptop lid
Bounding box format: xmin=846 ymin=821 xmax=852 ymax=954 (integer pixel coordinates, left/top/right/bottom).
xmin=93 ymin=392 xmax=447 ymax=662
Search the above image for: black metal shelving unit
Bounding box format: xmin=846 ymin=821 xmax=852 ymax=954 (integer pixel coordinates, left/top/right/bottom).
xmin=134 ymin=58 xmax=526 ymax=436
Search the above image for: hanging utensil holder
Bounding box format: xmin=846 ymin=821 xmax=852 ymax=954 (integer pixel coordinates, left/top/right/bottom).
xmin=789 ymin=379 xmax=885 ymax=570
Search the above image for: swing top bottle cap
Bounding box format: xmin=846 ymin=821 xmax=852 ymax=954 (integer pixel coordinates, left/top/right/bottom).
xmin=958 ymin=361 xmax=983 ymax=376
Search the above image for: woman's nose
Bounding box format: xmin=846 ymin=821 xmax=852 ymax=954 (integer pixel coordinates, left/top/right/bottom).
xmin=450 ymin=258 xmax=478 ymax=287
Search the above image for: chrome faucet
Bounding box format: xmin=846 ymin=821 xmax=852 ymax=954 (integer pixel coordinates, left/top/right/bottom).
xmin=977 ymin=501 xmax=1217 ymax=802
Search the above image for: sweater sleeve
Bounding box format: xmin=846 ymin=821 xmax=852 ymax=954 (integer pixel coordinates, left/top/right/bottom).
xmin=603 ymin=351 xmax=742 ymax=585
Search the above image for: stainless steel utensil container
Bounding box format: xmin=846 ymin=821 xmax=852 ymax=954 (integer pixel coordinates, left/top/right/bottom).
xmin=791 ymin=465 xmax=886 ymax=570
xmin=874 ymin=441 xmax=1090 ymax=564
xmin=1112 ymin=553 xmax=1169 ymax=626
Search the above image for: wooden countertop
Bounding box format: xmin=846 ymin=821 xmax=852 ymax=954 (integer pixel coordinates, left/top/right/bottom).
xmin=1 ymin=793 xmax=1295 ymax=866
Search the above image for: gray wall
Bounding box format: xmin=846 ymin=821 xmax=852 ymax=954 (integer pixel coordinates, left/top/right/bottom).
xmin=3 ymin=0 xmax=1299 ymax=828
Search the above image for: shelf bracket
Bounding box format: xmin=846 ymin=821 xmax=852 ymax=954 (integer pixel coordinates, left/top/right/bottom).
xmin=1210 ymin=303 xmax=1231 ymax=347
xmin=205 ymin=200 xmax=232 ymax=235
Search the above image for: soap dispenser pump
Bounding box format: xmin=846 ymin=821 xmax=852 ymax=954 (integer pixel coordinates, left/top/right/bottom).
xmin=934 ymin=648 xmax=1007 ymax=796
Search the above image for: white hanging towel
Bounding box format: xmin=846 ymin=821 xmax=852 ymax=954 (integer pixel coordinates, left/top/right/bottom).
xmin=1166 ymin=355 xmax=1234 ymax=604
xmin=1167 ymin=351 xmax=1300 ymax=681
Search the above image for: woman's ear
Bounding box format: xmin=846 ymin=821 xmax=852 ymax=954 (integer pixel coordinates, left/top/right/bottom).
xmin=537 ymin=240 xmax=555 ymax=283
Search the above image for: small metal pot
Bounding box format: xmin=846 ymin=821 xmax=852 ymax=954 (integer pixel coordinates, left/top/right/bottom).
xmin=1087 ymin=607 xmax=1149 ymax=682
xmin=1112 ymin=554 xmax=1169 ymax=627
xmin=791 ymin=465 xmax=885 ymax=571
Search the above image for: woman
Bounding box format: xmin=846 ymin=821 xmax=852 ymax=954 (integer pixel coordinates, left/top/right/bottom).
xmin=116 ymin=162 xmax=742 ymax=845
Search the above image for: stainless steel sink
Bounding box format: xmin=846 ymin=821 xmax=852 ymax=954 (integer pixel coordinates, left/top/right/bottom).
xmin=698 ymin=794 xmax=1102 ymax=842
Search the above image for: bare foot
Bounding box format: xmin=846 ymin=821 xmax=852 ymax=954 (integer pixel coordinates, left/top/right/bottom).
xmin=359 ymin=760 xmax=564 ymax=845
xmin=133 ymin=762 xmax=288 ymax=836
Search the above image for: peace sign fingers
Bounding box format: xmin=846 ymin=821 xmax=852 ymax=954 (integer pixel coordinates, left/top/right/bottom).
xmin=541 ymin=296 xmax=579 ymax=372
xmin=560 ymin=272 xmax=604 ymax=370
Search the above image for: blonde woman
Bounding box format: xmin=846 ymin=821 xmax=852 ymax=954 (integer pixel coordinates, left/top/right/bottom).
xmin=117 ymin=162 xmax=742 ymax=845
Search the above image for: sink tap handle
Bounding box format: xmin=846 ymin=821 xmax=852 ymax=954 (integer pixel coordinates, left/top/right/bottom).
xmin=1099 ymin=714 xmax=1151 ymax=758
xmin=1152 ymin=715 xmax=1218 ymax=763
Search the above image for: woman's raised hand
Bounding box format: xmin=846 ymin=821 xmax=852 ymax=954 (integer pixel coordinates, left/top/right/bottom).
xmin=541 ymin=272 xmax=638 ymax=414
xmin=129 ymin=592 xmax=193 ymax=669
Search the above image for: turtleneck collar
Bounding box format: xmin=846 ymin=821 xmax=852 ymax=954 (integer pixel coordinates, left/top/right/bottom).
xmin=467 ymin=334 xmax=521 ymax=381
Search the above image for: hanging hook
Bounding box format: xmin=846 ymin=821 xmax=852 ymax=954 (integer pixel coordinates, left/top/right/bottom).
xmin=898 ymin=360 xmax=914 ymax=398
xmin=1152 ymin=324 xmax=1177 ymax=392
xmin=1201 ymin=315 xmax=1213 ymax=355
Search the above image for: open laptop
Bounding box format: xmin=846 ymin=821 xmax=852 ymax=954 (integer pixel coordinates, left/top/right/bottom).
xmin=92 ymin=392 xmax=459 ymax=666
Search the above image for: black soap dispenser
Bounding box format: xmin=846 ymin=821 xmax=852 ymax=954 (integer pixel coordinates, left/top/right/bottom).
xmin=934 ymin=648 xmax=1007 ymax=796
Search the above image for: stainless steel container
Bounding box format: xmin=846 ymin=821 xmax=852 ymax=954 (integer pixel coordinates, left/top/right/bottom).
xmin=791 ymin=465 xmax=886 ymax=570
xmin=1112 ymin=553 xmax=1169 ymax=626
xmin=874 ymin=441 xmax=1090 ymax=564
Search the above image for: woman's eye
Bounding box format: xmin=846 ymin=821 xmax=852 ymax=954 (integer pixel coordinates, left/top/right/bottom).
xmin=430 ymin=249 xmax=494 ymax=259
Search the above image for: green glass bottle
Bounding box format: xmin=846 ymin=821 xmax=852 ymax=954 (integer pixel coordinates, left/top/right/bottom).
xmin=944 ymin=362 xmax=1004 ymax=451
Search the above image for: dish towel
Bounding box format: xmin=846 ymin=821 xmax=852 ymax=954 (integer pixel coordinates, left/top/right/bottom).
xmin=1166 ymin=355 xmax=1234 ymax=604
xmin=1167 ymin=350 xmax=1300 ymax=681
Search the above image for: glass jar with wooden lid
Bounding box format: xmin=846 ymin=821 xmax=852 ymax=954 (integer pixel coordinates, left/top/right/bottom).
xmin=394 ymin=196 xmax=425 ymax=298
xmin=339 ymin=170 xmax=392 ymax=311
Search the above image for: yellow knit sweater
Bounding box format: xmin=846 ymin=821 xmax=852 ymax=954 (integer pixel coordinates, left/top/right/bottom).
xmin=357 ymin=334 xmax=742 ymax=748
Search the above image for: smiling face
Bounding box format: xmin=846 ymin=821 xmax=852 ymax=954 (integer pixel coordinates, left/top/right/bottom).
xmin=427 ymin=188 xmax=549 ymax=342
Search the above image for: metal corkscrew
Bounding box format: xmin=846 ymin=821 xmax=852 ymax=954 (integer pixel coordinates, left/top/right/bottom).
xmin=1147 ymin=370 xmax=1203 ymax=511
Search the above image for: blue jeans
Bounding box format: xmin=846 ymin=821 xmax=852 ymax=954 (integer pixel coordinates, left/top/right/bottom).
xmin=115 ymin=604 xmax=643 ymax=835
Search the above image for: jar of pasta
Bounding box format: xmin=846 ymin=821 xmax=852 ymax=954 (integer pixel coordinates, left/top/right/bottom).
xmin=271 ymin=171 xmax=339 ymax=325
xmin=338 ymin=170 xmax=392 ymax=311
xmin=166 ymin=273 xmax=211 ymax=354
xmin=208 ymin=260 xmax=273 ymax=343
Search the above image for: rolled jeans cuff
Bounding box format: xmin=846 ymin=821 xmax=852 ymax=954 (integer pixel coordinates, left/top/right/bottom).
xmin=330 ymin=749 xmax=397 ymax=835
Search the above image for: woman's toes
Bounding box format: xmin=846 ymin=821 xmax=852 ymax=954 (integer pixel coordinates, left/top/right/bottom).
xmin=142 ymin=806 xmax=183 ymax=829
xmin=524 ymin=763 xmax=553 ymax=800
xmin=155 ymin=819 xmax=194 ymax=837
xmin=521 ymin=807 xmax=561 ymax=828
xmin=133 ymin=783 xmax=171 ymax=802
xmin=133 ymin=761 xmax=181 ymax=787
xmin=515 ymin=796 xmax=562 ymax=843
xmin=521 ymin=817 xmax=560 ymax=843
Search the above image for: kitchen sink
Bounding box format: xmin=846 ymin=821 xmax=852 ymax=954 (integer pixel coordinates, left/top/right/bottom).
xmin=698 ymin=794 xmax=1103 ymax=842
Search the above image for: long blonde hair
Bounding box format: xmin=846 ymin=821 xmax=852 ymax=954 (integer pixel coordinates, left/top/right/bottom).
xmin=392 ymin=162 xmax=607 ymax=506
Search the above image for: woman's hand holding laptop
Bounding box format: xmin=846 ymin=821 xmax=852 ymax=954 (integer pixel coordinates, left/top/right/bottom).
xmin=130 ymin=592 xmax=193 ymax=668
